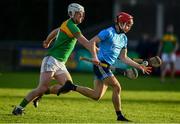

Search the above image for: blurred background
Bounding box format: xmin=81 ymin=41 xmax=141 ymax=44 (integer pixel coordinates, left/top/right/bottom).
xmin=0 ymin=0 xmax=180 ymax=75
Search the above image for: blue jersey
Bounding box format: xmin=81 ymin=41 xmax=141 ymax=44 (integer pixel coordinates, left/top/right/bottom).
xmin=97 ymin=26 xmax=128 ymax=65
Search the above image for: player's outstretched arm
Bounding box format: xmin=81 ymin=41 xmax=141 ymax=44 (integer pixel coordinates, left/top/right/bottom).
xmin=119 ymin=49 xmax=152 ymax=74
xmin=77 ymin=35 xmax=99 ymax=63
xmin=43 ymin=28 xmax=59 ymax=48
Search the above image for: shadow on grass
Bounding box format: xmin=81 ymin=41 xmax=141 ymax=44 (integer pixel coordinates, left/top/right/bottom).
xmin=2 ymin=95 xmax=180 ymax=105
xmin=0 ymin=72 xmax=180 ymax=91
xmin=1 ymin=82 xmax=180 ymax=91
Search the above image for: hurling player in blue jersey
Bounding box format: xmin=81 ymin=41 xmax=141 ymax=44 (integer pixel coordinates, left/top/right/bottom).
xmin=58 ymin=12 xmax=152 ymax=121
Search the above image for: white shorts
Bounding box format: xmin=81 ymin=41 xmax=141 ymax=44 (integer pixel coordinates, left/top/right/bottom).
xmin=40 ymin=56 xmax=69 ymax=76
xmin=161 ymin=53 xmax=176 ymax=63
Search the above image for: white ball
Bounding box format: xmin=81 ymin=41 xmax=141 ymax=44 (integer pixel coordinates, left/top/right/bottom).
xmin=142 ymin=61 xmax=148 ymax=66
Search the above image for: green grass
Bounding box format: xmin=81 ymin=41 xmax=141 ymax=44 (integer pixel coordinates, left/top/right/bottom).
xmin=0 ymin=72 xmax=180 ymax=123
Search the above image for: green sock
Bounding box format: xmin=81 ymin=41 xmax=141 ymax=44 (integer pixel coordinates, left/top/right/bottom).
xmin=19 ymin=98 xmax=29 ymax=108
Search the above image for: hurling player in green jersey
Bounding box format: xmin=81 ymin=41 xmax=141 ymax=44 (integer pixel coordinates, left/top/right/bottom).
xmin=158 ymin=24 xmax=179 ymax=82
xmin=57 ymin=12 xmax=152 ymax=122
xmin=12 ymin=3 xmax=99 ymax=115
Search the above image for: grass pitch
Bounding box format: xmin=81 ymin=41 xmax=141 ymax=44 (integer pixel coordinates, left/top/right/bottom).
xmin=0 ymin=72 xmax=180 ymax=123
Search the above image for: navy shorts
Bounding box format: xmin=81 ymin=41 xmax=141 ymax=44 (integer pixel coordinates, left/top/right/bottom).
xmin=93 ymin=61 xmax=114 ymax=80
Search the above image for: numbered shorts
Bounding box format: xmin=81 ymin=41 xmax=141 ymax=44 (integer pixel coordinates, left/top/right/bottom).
xmin=40 ymin=56 xmax=69 ymax=76
xmin=161 ymin=53 xmax=176 ymax=63
xmin=93 ymin=61 xmax=114 ymax=80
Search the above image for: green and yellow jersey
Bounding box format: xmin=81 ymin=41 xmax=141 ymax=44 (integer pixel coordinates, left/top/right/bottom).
xmin=47 ymin=18 xmax=81 ymax=62
xmin=161 ymin=33 xmax=178 ymax=54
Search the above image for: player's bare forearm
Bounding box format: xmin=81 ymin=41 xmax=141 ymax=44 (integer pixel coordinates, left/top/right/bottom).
xmin=90 ymin=36 xmax=101 ymax=59
xmin=77 ymin=35 xmax=90 ymax=50
xmin=119 ymin=48 xmax=152 ymax=74
xmin=90 ymin=39 xmax=99 ymax=60
xmin=132 ymin=58 xmax=144 ymax=63
xmin=120 ymin=49 xmax=141 ymax=69
xmin=43 ymin=28 xmax=59 ymax=48
xmin=121 ymin=56 xmax=152 ymax=74
xmin=122 ymin=56 xmax=141 ymax=69
xmin=77 ymin=35 xmax=99 ymax=62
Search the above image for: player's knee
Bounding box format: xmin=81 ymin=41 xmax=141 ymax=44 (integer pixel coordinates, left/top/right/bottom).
xmin=93 ymin=96 xmax=101 ymax=101
xmin=36 ymin=86 xmax=49 ymax=95
xmin=92 ymin=94 xmax=101 ymax=101
xmin=114 ymin=84 xmax=121 ymax=94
